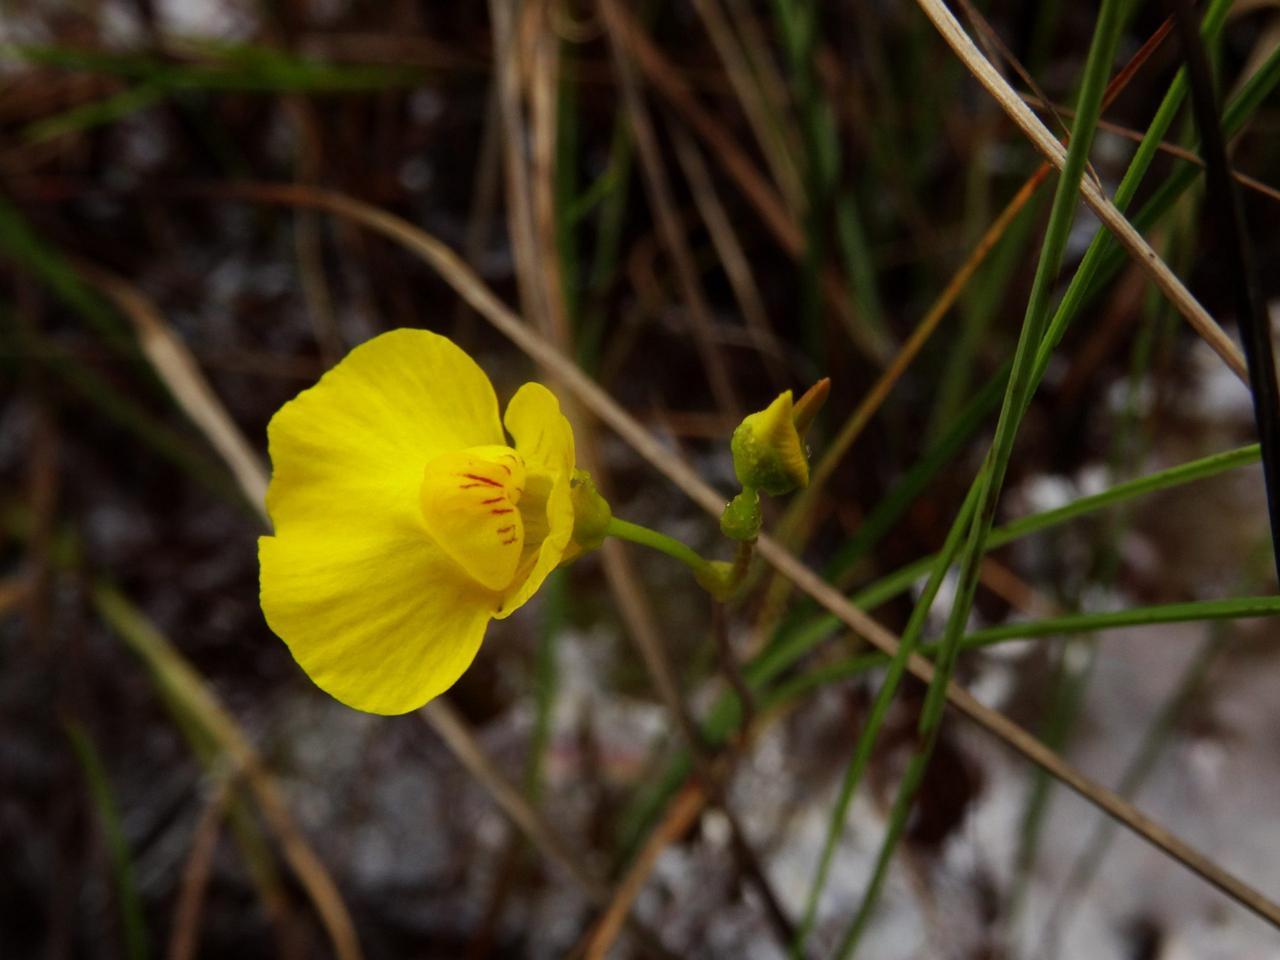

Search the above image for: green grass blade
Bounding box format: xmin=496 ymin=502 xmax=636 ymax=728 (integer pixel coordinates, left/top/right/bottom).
xmin=792 ymin=457 xmax=977 ymax=953
xmin=826 ymin=361 xmax=1011 ymax=581
xmin=762 ymin=594 xmax=1280 ymax=713
xmin=23 ymin=82 xmax=170 ymax=144
xmin=64 ymin=718 xmax=151 ymax=960
xmin=951 ymin=594 xmax=1280 ymax=647
xmin=832 ymin=2 xmax=1129 ymax=952
xmin=782 ymin=443 xmax=1261 ymax=681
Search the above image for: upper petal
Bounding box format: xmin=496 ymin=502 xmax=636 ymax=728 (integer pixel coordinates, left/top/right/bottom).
xmin=496 ymin=382 xmax=576 ymax=618
xmin=265 ymin=328 xmax=504 ymax=536
xmin=260 ymin=528 xmax=494 ymax=714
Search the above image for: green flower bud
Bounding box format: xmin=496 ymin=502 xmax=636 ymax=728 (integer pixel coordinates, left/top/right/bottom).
xmin=694 ymin=559 xmax=738 ymax=601
xmin=565 ymin=469 xmax=612 ymax=562
xmin=720 ymin=489 xmax=762 ymax=542
xmin=729 ymin=379 xmax=830 ymax=498
xmin=730 ymin=394 xmax=804 ymax=495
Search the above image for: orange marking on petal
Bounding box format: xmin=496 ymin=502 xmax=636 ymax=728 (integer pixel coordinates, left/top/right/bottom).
xmin=491 ymin=508 xmax=514 ymax=515
xmin=458 ymin=473 xmax=502 ymax=488
xmin=480 ymin=496 xmax=504 ymax=504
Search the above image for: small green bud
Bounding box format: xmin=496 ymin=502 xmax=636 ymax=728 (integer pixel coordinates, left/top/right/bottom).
xmin=565 ymin=469 xmax=612 ymax=561
xmin=729 ymin=380 xmax=830 ymax=498
xmin=730 ymin=392 xmax=808 ymax=496
xmin=694 ymin=560 xmax=738 ymax=601
xmin=720 ymin=489 xmax=761 ymax=542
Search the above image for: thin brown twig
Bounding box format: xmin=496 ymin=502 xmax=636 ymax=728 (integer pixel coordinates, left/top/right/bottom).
xmin=527 ymin=0 xmax=573 ymax=349
xmin=420 ymin=700 xmax=607 ymax=899
xmin=669 ymin=121 xmax=791 ymax=389
xmin=599 ymin=0 xmax=740 ymax=417
xmin=598 ymin=538 xmax=799 ymax=950
xmin=913 ymin=0 xmax=1246 ymax=381
xmin=580 ymin=782 xmax=709 ymax=960
xmin=711 ymin=601 xmax=756 ymax=731
xmin=602 ymin=0 xmax=892 ymax=366
xmin=688 ymin=0 xmax=804 ymax=213
xmin=73 ymin=262 xmax=269 ymax=520
xmin=489 ymin=0 xmax=551 ymax=334
xmin=1023 ymin=96 xmax=1280 ymax=205
xmin=167 ymin=780 xmax=231 ymax=960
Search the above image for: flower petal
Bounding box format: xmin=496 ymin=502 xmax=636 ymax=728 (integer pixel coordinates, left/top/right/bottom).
xmin=261 ymin=328 xmax=506 ymax=714
xmin=260 ymin=528 xmax=495 ymax=714
xmin=496 ymin=382 xmax=576 ymax=618
xmin=420 ymin=447 xmax=526 ymax=591
xmin=265 ymin=328 xmax=504 ymax=536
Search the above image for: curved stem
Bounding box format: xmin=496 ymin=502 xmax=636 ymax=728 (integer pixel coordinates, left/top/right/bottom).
xmin=605 ymin=516 xmax=756 ymax=600
xmin=604 ymin=516 xmax=713 ymax=577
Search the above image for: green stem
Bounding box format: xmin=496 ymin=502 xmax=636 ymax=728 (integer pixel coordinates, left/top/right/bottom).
xmin=605 ymin=516 xmax=756 ymax=600
xmin=604 ymin=516 xmax=715 ymax=578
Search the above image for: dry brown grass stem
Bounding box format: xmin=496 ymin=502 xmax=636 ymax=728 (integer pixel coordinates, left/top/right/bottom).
xmin=913 ymin=0 xmax=1247 ymax=382
xmin=602 ymin=0 xmax=893 ymax=366
xmin=420 ymin=700 xmax=608 ymax=900
xmin=75 ymin=263 xmax=270 ymax=520
xmin=93 ymin=585 xmax=364 ymax=960
xmin=1023 ymin=98 xmax=1280 ymax=205
xmin=580 ymin=782 xmax=708 ymax=960
xmin=489 ymin=0 xmax=546 ymax=331
xmin=167 ymin=781 xmax=231 ymax=960
xmin=688 ymin=0 xmax=804 ymax=213
xmin=491 ymin=5 xmax=789 ymax=942
xmin=209 ymin=180 xmax=1280 ymax=930
xmin=528 ymin=0 xmax=573 ymax=348
xmin=669 ymin=122 xmax=790 ymax=388
xmin=599 ymin=0 xmax=741 ymax=416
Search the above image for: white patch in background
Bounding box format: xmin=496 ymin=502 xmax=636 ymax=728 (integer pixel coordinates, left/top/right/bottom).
xmin=1107 ymin=374 xmax=1155 ymax=417
xmin=1020 ymin=473 xmax=1078 ymax=514
xmin=1066 ymin=207 xmax=1102 ymax=259
xmin=398 ymin=157 xmax=434 ymax=193
xmin=966 ymin=658 xmax=1015 ymax=708
xmin=157 ymin=0 xmax=255 ymax=39
xmin=100 ymin=2 xmax=146 ymax=44
xmin=410 ymin=88 xmax=445 ymax=125
xmin=306 ymin=0 xmax=348 ymax=26
xmin=1183 ymin=324 xmax=1255 ymax=420
xmin=700 ymin=809 xmax=730 ymax=850
xmin=1076 ymin=462 xmax=1110 ymax=498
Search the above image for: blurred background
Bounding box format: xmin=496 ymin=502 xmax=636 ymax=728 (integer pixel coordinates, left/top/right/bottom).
xmin=3 ymin=1 xmax=1280 ymax=958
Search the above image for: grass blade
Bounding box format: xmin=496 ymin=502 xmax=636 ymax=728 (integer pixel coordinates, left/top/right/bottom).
xmin=63 ymin=718 xmax=151 ymax=960
xmin=1166 ymin=0 xmax=1280 ymax=582
xmin=830 ymin=2 xmax=1130 ymax=952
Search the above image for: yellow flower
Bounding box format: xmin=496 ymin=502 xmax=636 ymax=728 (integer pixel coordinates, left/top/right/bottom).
xmin=259 ymin=329 xmax=576 ymax=715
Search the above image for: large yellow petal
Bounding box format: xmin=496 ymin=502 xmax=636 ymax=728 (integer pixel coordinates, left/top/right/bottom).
xmin=259 ymin=527 xmax=496 ymax=714
xmin=265 ymin=328 xmax=504 ymax=536
xmin=261 ymin=328 xmax=506 ymax=713
xmin=496 ymin=382 xmax=576 ymax=618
